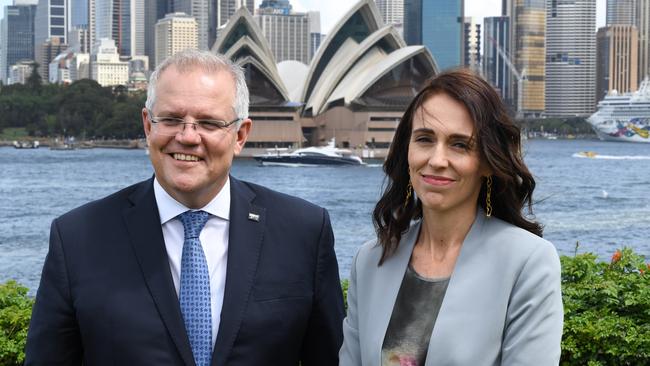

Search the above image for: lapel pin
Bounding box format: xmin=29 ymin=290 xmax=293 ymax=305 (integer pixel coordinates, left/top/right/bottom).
xmin=248 ymin=213 xmax=260 ymax=222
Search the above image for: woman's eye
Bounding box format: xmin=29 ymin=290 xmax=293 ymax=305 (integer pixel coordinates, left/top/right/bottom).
xmin=452 ymin=141 xmax=470 ymax=150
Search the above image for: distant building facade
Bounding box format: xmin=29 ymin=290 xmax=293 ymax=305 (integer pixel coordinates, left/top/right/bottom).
xmin=91 ymin=38 xmax=128 ymax=86
xmin=155 ymin=12 xmax=198 ymax=67
xmin=597 ymin=25 xmax=639 ymax=99
xmin=637 ymin=0 xmax=649 ymax=81
xmin=93 ymin=0 xmax=144 ymax=57
xmin=483 ymin=16 xmax=513 ymax=108
xmin=505 ymin=0 xmax=546 ymax=116
xmin=308 ymin=11 xmax=322 ymax=61
xmin=255 ymin=7 xmax=311 ymax=64
xmin=375 ymin=0 xmax=404 ymax=35
xmin=0 ymin=3 xmax=37 ymax=83
xmin=545 ymin=0 xmax=597 ymax=116
xmin=606 ymin=0 xmax=637 ymax=25
xmin=404 ymin=0 xmax=463 ymax=70
xmin=9 ymin=60 xmax=35 ymax=85
xmin=463 ymin=17 xmax=481 ymax=72
xmin=37 ymin=36 xmax=68 ymax=82
xmin=35 ymin=0 xmax=68 ymax=78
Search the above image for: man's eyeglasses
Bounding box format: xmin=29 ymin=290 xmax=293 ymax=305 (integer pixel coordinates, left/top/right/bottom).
xmin=148 ymin=111 xmax=240 ymax=137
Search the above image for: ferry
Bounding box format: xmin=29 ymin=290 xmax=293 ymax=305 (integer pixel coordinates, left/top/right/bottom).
xmin=588 ymin=78 xmax=650 ymax=143
xmin=254 ymin=139 xmax=364 ymax=166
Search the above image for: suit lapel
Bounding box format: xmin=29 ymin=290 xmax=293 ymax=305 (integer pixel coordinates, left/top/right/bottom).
xmin=211 ymin=177 xmax=265 ymax=366
xmin=123 ymin=178 xmax=195 ymax=366
xmin=367 ymin=222 xmax=420 ymax=365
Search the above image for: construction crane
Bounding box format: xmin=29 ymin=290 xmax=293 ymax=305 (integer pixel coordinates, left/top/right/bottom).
xmin=486 ymin=36 xmax=526 ymax=119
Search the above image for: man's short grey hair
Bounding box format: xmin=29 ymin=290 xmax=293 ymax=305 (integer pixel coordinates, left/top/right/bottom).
xmin=145 ymin=49 xmax=249 ymax=124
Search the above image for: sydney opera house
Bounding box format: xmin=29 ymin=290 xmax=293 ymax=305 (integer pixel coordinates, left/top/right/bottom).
xmin=212 ymin=0 xmax=438 ymax=156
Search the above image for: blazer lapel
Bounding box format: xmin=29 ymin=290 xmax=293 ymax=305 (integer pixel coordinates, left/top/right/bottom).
xmin=367 ymin=222 xmax=420 ymax=365
xmin=122 ymin=178 xmax=195 ymax=366
xmin=211 ymin=177 xmax=266 ymax=366
xmin=425 ymin=212 xmax=486 ymax=366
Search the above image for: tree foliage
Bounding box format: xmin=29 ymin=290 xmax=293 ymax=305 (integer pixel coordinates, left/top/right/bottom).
xmin=0 ymin=281 xmax=33 ymax=366
xmin=0 ymin=78 xmax=145 ymax=139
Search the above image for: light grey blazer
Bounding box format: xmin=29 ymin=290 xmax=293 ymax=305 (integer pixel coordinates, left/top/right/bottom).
xmin=339 ymin=213 xmax=563 ymax=366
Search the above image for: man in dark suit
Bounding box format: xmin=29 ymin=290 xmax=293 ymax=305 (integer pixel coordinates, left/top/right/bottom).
xmin=25 ymin=49 xmax=345 ymax=366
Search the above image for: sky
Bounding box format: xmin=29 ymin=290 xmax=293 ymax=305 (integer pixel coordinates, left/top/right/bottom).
xmin=0 ymin=0 xmax=607 ymax=36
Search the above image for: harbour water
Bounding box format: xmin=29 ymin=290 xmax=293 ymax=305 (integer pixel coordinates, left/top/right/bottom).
xmin=1 ymin=139 xmax=649 ymax=292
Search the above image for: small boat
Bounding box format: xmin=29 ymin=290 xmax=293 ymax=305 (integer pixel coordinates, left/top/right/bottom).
xmin=576 ymin=151 xmax=597 ymax=158
xmin=254 ymin=139 xmax=364 ymax=166
xmin=13 ymin=140 xmax=39 ymax=149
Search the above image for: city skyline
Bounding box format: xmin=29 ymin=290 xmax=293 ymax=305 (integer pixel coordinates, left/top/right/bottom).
xmin=0 ymin=0 xmax=607 ymax=35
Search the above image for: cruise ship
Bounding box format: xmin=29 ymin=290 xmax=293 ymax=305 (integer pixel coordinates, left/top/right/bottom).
xmin=588 ymin=78 xmax=650 ymax=143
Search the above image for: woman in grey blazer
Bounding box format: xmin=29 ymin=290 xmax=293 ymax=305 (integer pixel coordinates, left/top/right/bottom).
xmin=340 ymin=69 xmax=563 ymax=366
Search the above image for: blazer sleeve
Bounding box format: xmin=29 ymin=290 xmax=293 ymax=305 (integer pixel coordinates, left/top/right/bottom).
xmin=25 ymin=219 xmax=83 ymax=366
xmin=300 ymin=208 xmax=346 ymax=366
xmin=339 ymin=248 xmax=361 ymax=366
xmin=501 ymin=241 xmax=564 ymax=365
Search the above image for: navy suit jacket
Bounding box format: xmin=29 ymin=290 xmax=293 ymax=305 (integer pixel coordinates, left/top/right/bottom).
xmin=25 ymin=176 xmax=345 ymax=365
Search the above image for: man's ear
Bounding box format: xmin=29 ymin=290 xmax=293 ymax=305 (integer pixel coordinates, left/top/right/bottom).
xmin=142 ymin=108 xmax=152 ymax=140
xmin=234 ymin=118 xmax=252 ymax=156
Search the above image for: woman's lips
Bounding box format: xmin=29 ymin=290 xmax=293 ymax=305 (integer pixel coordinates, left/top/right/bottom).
xmin=421 ymin=175 xmax=455 ymax=186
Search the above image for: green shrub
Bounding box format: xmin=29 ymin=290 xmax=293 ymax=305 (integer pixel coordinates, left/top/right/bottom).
xmin=0 ymin=280 xmax=34 ymax=366
xmin=561 ymin=248 xmax=650 ymax=365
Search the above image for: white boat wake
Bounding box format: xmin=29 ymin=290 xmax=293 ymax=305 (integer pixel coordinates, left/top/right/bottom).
xmin=572 ymin=153 xmax=650 ymax=160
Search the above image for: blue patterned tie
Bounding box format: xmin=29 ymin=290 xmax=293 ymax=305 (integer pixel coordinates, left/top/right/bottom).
xmin=178 ymin=210 xmax=212 ymax=366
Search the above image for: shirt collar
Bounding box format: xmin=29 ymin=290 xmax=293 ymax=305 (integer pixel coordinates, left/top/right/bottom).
xmin=153 ymin=177 xmax=231 ymax=224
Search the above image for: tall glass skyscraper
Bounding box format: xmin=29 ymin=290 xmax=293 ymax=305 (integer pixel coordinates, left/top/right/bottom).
xmin=1 ymin=4 xmax=37 ymax=83
xmin=483 ymin=16 xmax=513 ymax=108
xmin=93 ymin=0 xmax=144 ymax=56
xmin=545 ymin=0 xmax=596 ymax=116
xmin=404 ymin=0 xmax=463 ymax=71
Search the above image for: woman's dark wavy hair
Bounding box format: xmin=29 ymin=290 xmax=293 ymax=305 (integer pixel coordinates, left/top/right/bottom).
xmin=372 ymin=68 xmax=543 ymax=264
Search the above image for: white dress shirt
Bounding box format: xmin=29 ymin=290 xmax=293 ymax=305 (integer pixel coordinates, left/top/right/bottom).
xmin=153 ymin=177 xmax=230 ymax=348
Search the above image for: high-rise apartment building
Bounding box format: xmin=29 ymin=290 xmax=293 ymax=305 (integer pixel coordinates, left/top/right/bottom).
xmin=93 ymin=0 xmax=144 ymax=57
xmin=91 ymin=38 xmax=128 ymax=85
xmin=1 ymin=3 xmax=37 ymax=83
xmin=505 ymin=0 xmax=546 ymax=116
xmin=155 ymin=12 xmax=198 ymax=67
xmin=597 ymin=26 xmax=638 ymax=99
xmin=545 ymin=0 xmax=596 ymax=116
xmin=637 ymin=0 xmax=649 ymax=81
xmin=404 ymin=0 xmax=464 ymax=71
xmin=463 ymin=17 xmax=481 ymax=72
xmin=256 ymin=6 xmax=311 ymax=64
xmin=375 ymin=0 xmax=404 ymax=35
xmin=483 ymin=16 xmax=513 ymax=108
xmin=606 ymin=0 xmax=637 ymax=25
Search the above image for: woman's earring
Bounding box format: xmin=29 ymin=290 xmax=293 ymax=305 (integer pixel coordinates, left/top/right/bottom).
xmin=485 ymin=176 xmax=492 ymax=217
xmin=404 ymin=181 xmax=413 ymax=209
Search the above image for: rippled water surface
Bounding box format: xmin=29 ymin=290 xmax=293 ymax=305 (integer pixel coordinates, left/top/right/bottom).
xmin=1 ymin=139 xmax=649 ymax=292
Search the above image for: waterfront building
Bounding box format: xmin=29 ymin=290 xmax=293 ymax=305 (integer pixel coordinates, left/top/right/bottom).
xmin=463 ymin=17 xmax=481 ymax=72
xmin=483 ymin=16 xmax=513 ymax=109
xmin=155 ymin=12 xmax=198 ymax=68
xmin=91 ymin=38 xmax=128 ymax=86
xmin=404 ymin=0 xmax=463 ymax=70
xmin=255 ymin=4 xmax=311 ymax=64
xmin=37 ymin=36 xmax=68 ymax=82
xmin=637 ymin=0 xmax=649 ymax=81
xmin=213 ymin=0 xmax=436 ymax=151
xmin=35 ymin=0 xmax=68 ymax=78
xmin=8 ymin=60 xmax=35 ymax=84
xmin=545 ymin=0 xmax=597 ymax=117
xmin=0 ymin=3 xmax=37 ymax=84
xmin=597 ymin=26 xmax=638 ymax=99
xmin=505 ymin=0 xmax=546 ymax=116
xmin=375 ymin=0 xmax=404 ymax=36
xmin=93 ymin=0 xmax=145 ymax=57
xmin=606 ymin=0 xmax=637 ymax=25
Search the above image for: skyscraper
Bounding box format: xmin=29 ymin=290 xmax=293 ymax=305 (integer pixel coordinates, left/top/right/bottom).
xmin=483 ymin=16 xmax=513 ymax=108
xmin=144 ymin=0 xmax=172 ymax=69
xmin=155 ymin=12 xmax=198 ymax=67
xmin=174 ymin=0 xmax=208 ymax=50
xmin=1 ymin=3 xmax=37 ymax=83
xmin=375 ymin=0 xmax=403 ymax=35
xmin=259 ymin=0 xmax=291 ymax=13
xmin=505 ymin=0 xmax=546 ymax=116
xmin=404 ymin=0 xmax=463 ymax=71
xmin=210 ymin=0 xmax=255 ymax=48
xmin=70 ymin=0 xmax=88 ymax=29
xmin=545 ymin=0 xmax=596 ymax=116
xmin=606 ymin=0 xmax=637 ymax=25
xmin=637 ymin=0 xmax=649 ymax=81
xmin=463 ymin=17 xmax=481 ymax=72
xmin=35 ymin=0 xmax=68 ymax=78
xmin=93 ymin=0 xmax=144 ymax=57
xmin=597 ymin=25 xmax=638 ymax=98
xmin=256 ymin=5 xmax=311 ymax=64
